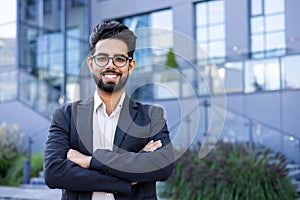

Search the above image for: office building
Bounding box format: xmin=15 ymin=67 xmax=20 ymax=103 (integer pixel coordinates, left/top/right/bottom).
xmin=1 ymin=0 xmax=299 ymax=161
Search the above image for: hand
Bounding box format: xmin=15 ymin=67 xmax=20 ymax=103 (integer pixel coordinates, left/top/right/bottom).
xmin=143 ymin=140 xmax=162 ymax=152
xmin=67 ymin=149 xmax=92 ymax=169
xmin=131 ymin=182 xmax=138 ymax=185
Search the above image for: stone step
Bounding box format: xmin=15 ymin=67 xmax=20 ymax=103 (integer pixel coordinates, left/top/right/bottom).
xmin=29 ymin=177 xmax=45 ymax=185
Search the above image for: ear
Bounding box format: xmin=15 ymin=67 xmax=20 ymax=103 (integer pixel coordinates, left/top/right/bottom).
xmin=87 ymin=56 xmax=93 ymax=73
xmin=128 ymin=59 xmax=136 ymax=75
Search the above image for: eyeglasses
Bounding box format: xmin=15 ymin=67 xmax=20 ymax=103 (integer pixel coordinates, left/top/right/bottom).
xmin=90 ymin=53 xmax=132 ymax=68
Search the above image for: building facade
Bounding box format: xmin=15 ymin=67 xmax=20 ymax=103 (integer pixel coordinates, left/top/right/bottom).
xmin=1 ymin=0 xmax=299 ymax=159
xmin=0 ymin=0 xmax=91 ymax=152
xmin=89 ymin=0 xmax=300 ymax=161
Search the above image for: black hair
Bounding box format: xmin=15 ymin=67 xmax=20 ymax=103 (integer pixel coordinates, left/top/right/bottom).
xmin=89 ymin=20 xmax=137 ymax=59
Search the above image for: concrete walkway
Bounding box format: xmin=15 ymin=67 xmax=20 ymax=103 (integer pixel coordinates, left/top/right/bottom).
xmin=0 ymin=186 xmax=61 ymax=200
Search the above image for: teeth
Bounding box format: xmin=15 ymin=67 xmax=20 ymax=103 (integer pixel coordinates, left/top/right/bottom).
xmin=105 ymin=74 xmax=117 ymax=78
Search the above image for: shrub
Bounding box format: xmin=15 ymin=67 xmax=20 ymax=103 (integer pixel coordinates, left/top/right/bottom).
xmin=0 ymin=122 xmax=43 ymax=186
xmin=163 ymin=142 xmax=298 ymax=200
xmin=0 ymin=122 xmax=25 ymax=185
xmin=31 ymin=153 xmax=44 ymax=178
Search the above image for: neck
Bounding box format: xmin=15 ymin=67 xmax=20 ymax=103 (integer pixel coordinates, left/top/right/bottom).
xmin=96 ymin=88 xmax=124 ymax=115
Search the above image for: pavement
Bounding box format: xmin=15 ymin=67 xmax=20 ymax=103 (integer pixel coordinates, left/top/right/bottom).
xmin=0 ymin=185 xmax=169 ymax=200
xmin=0 ymin=185 xmax=61 ymax=200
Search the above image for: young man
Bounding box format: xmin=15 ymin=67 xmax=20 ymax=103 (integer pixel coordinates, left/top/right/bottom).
xmin=44 ymin=21 xmax=174 ymax=200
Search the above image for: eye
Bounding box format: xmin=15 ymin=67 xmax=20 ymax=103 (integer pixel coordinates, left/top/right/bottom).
xmin=96 ymin=55 xmax=108 ymax=62
xmin=114 ymin=56 xmax=126 ymax=63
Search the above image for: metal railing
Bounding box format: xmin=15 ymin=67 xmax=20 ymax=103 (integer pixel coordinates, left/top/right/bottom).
xmin=168 ymin=98 xmax=300 ymax=163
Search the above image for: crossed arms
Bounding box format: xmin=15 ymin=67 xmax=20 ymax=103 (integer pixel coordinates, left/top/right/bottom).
xmin=44 ymin=104 xmax=174 ymax=195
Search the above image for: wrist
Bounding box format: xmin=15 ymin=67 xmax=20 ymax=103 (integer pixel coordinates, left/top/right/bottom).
xmin=85 ymin=156 xmax=92 ymax=168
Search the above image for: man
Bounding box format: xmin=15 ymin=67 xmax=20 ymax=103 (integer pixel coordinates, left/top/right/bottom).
xmin=44 ymin=20 xmax=174 ymax=200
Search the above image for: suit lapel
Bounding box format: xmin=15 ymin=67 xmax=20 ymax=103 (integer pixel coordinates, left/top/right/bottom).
xmin=113 ymin=96 xmax=138 ymax=150
xmin=73 ymin=98 xmax=94 ymax=154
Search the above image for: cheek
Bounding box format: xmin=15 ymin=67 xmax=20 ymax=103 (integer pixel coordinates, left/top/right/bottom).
xmin=91 ymin=66 xmax=102 ymax=74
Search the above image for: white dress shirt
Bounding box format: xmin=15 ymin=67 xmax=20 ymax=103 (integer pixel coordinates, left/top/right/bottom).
xmin=91 ymin=91 xmax=125 ymax=200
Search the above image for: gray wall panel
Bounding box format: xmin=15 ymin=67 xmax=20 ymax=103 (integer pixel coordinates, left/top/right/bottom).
xmin=225 ymin=0 xmax=249 ymax=61
xmin=282 ymin=90 xmax=300 ymax=136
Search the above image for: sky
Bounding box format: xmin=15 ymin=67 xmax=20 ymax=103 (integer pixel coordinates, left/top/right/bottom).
xmin=0 ymin=0 xmax=16 ymax=38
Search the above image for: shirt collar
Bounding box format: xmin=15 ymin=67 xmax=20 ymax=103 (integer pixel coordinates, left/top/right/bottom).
xmin=93 ymin=91 xmax=126 ymax=114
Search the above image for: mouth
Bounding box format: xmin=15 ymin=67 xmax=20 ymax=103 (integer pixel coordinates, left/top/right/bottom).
xmin=101 ymin=71 xmax=122 ymax=82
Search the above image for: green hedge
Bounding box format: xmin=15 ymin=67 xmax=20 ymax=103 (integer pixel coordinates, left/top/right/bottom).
xmin=163 ymin=142 xmax=298 ymax=200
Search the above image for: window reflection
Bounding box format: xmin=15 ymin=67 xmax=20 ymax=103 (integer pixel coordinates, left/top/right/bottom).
xmin=266 ymin=32 xmax=285 ymax=50
xmin=266 ymin=14 xmax=285 ymax=31
xmin=251 ymin=17 xmax=264 ymax=34
xmin=222 ymin=62 xmax=243 ymax=93
xmin=264 ymin=0 xmax=285 ymax=14
xmin=120 ymin=9 xmax=173 ymax=68
xmin=245 ymin=59 xmax=280 ymax=93
xmin=251 ymin=0 xmax=263 ymax=16
xmin=281 ymin=55 xmax=300 ymax=90
xmin=250 ymin=0 xmax=286 ymax=58
xmin=195 ymin=0 xmax=226 ymax=64
xmin=208 ymin=1 xmax=224 ymax=24
xmin=119 ymin=9 xmax=174 ymax=100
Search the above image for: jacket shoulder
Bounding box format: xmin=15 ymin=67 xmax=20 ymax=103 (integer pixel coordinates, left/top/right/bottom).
xmin=52 ymin=98 xmax=92 ymax=119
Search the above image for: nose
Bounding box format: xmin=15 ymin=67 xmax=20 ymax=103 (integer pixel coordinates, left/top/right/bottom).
xmin=105 ymin=58 xmax=116 ymax=70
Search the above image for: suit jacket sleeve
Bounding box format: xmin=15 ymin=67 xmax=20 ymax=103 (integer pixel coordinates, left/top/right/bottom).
xmin=89 ymin=106 xmax=174 ymax=182
xmin=44 ymin=105 xmax=131 ymax=194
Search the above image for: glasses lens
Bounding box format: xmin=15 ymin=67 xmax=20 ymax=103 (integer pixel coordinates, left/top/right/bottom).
xmin=95 ymin=55 xmax=108 ymax=67
xmin=113 ymin=56 xmax=127 ymax=67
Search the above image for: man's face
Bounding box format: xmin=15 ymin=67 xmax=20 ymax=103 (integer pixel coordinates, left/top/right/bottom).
xmin=87 ymin=38 xmax=135 ymax=94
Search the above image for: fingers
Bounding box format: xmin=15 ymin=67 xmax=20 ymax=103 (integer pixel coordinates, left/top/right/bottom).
xmin=66 ymin=149 xmax=91 ymax=168
xmin=131 ymin=182 xmax=138 ymax=185
xmin=143 ymin=140 xmax=162 ymax=152
xmin=67 ymin=149 xmax=77 ymax=158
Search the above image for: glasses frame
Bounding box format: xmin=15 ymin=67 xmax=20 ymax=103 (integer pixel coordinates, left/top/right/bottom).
xmin=90 ymin=53 xmax=133 ymax=68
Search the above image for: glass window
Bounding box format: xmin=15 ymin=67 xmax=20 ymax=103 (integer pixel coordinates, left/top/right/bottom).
xmin=250 ymin=0 xmax=286 ymax=58
xmin=197 ymin=65 xmax=210 ymax=96
xmin=197 ymin=27 xmax=207 ymax=42
xmin=208 ymin=1 xmax=224 ymax=24
xmin=196 ymin=0 xmax=226 ymax=64
xmin=181 ymin=68 xmax=197 ymax=97
xmin=120 ymin=9 xmax=173 ymax=100
xmin=0 ymin=35 xmax=16 ymax=66
xmin=67 ymin=37 xmax=80 ymax=74
xmin=281 ymin=55 xmax=300 ymax=89
xmin=0 ymin=70 xmax=17 ymax=101
xmin=265 ymin=14 xmax=285 ymax=32
xmin=0 ymin=23 xmax=16 ymax=38
xmin=251 ymin=0 xmax=263 ymax=16
xmin=266 ymin=31 xmax=285 ymax=50
xmin=154 ymin=68 xmax=180 ymax=99
xmin=151 ymin=10 xmax=172 ymax=30
xmin=264 ymin=0 xmax=284 ymax=14
xmin=209 ymin=41 xmax=225 ymax=57
xmin=244 ymin=58 xmax=280 ymax=93
xmin=223 ymin=62 xmax=243 ymax=93
xmin=121 ymin=9 xmax=173 ymax=67
xmin=251 ymin=17 xmax=264 ymax=34
xmin=251 ymin=35 xmax=264 ymax=52
xmin=209 ymin=25 xmax=225 ymax=40
xmin=196 ymin=4 xmax=207 ymax=26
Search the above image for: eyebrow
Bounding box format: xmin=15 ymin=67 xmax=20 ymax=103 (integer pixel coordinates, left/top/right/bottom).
xmin=94 ymin=53 xmax=127 ymax=57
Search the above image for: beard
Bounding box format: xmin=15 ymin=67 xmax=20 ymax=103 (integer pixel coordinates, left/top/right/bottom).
xmin=93 ymin=70 xmax=129 ymax=93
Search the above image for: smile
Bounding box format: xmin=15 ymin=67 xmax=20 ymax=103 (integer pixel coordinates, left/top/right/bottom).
xmin=102 ymin=72 xmax=121 ymax=82
xmin=104 ymin=74 xmax=118 ymax=79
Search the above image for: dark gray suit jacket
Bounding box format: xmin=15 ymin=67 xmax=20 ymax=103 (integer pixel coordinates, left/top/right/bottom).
xmin=44 ymin=96 xmax=174 ymax=200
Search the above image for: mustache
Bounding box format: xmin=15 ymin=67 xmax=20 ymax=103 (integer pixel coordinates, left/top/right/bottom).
xmin=100 ymin=70 xmax=122 ymax=76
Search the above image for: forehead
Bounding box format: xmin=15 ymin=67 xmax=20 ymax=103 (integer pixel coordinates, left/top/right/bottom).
xmin=94 ymin=39 xmax=128 ymax=55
